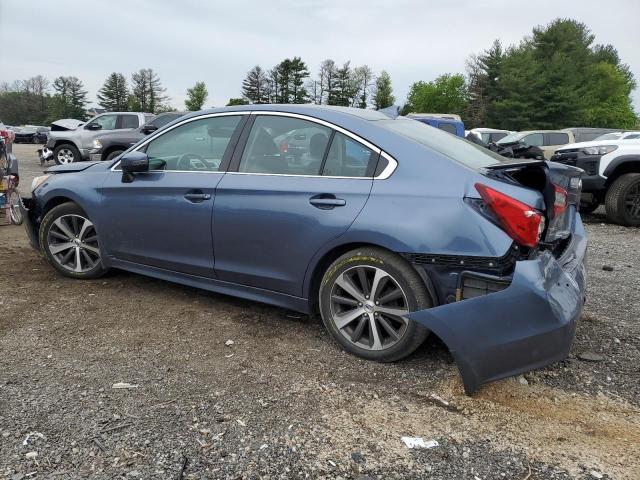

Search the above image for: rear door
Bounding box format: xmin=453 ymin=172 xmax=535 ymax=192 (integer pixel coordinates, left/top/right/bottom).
xmin=213 ymin=113 xmax=379 ymax=296
xmin=542 ymin=132 xmax=571 ymax=159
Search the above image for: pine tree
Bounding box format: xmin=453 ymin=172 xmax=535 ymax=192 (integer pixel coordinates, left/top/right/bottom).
xmin=185 ymin=81 xmax=208 ymax=110
xmin=289 ymin=57 xmax=309 ymax=104
xmin=373 ymin=71 xmax=394 ymax=109
xmin=318 ymin=59 xmax=336 ymax=105
xmin=131 ymin=68 xmax=169 ymax=113
xmin=242 ymin=66 xmax=269 ymax=104
xmin=97 ymin=73 xmax=129 ymax=111
xmin=52 ymin=76 xmax=88 ymax=119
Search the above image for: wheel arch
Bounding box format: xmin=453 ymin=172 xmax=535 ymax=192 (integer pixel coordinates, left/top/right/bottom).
xmin=41 ymin=195 xmax=78 ymax=216
xmin=304 ymin=240 xmax=439 ymax=313
xmin=604 ymin=156 xmax=640 ymax=186
xmin=102 ymin=144 xmax=126 ymax=159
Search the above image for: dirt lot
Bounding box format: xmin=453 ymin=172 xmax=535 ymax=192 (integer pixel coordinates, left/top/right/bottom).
xmin=1 ymin=144 xmax=639 ymax=479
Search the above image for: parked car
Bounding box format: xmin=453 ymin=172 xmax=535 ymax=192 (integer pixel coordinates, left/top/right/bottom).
xmin=592 ymin=131 xmax=640 ymax=141
xmin=406 ymin=113 xmax=465 ymax=137
xmin=0 ymin=119 xmax=15 ymax=151
xmin=561 ymin=127 xmax=619 ymax=143
xmin=22 ymin=105 xmax=586 ymax=394
xmin=496 ymin=130 xmax=575 ymax=160
xmin=14 ymin=126 xmax=49 ymax=144
xmin=468 ymin=128 xmax=513 ymax=144
xmin=551 ymin=138 xmax=640 ymax=225
xmin=45 ymin=112 xmax=153 ymax=164
xmin=89 ymin=112 xmax=187 ymax=161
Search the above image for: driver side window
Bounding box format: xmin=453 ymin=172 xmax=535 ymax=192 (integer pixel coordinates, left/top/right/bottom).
xmin=523 ymin=133 xmax=543 ymax=147
xmin=87 ymin=114 xmax=117 ymax=130
xmin=145 ymin=115 xmax=241 ymax=172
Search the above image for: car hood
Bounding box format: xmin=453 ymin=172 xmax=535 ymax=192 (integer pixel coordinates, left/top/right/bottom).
xmin=50 ymin=118 xmax=85 ymax=131
xmin=45 ymin=161 xmax=101 ymax=173
xmin=555 ymin=139 xmax=626 ymax=151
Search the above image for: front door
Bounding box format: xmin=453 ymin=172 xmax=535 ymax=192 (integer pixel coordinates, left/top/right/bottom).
xmin=213 ymin=113 xmax=379 ymax=296
xmin=98 ymin=114 xmax=245 ymax=277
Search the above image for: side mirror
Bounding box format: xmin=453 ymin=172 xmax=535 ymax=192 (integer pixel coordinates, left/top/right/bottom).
xmin=120 ymin=151 xmax=149 ymax=183
xmin=86 ymin=123 xmax=102 ymax=130
xmin=141 ymin=124 xmax=158 ymax=135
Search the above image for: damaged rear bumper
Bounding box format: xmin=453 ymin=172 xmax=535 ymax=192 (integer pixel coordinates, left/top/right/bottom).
xmin=407 ymin=216 xmax=587 ymax=395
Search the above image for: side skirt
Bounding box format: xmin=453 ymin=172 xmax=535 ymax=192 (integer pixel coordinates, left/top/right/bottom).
xmin=108 ymin=258 xmax=310 ymax=314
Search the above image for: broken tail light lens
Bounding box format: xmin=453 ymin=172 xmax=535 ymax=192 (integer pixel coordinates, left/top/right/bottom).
xmin=553 ymin=184 xmax=568 ymax=218
xmin=475 ymin=183 xmax=544 ymax=248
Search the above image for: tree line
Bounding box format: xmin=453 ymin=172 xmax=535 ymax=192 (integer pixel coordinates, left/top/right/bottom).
xmin=404 ymin=19 xmax=638 ymax=129
xmin=0 ymin=68 xmax=172 ymax=125
xmin=0 ymin=18 xmax=637 ymax=130
xmin=235 ymin=59 xmax=394 ymax=109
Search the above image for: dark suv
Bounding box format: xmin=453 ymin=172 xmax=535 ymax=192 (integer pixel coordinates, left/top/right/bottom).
xmin=89 ymin=112 xmax=186 ymax=161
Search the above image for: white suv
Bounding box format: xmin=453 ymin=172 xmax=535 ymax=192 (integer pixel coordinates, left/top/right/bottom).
xmin=551 ymin=137 xmax=640 ymax=226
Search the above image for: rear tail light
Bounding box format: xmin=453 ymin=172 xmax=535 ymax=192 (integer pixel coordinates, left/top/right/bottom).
xmin=552 ymin=184 xmax=568 ymax=217
xmin=0 ymin=129 xmax=10 ymax=142
xmin=475 ymin=183 xmax=544 ymax=248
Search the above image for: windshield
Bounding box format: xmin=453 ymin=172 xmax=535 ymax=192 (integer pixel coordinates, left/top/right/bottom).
xmin=496 ymin=132 xmax=526 ymax=144
xmin=380 ymin=118 xmax=507 ymax=169
xmin=594 ymin=133 xmax=622 ymax=141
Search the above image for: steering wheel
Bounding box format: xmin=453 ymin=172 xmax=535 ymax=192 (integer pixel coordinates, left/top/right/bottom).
xmin=177 ymin=153 xmax=207 ymax=171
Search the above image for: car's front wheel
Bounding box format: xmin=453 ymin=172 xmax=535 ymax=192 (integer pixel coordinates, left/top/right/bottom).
xmin=39 ymin=202 xmax=107 ymax=279
xmin=605 ymin=173 xmax=640 ymax=226
xmin=53 ymin=144 xmax=80 ymax=165
xmin=319 ymin=247 xmax=431 ymax=362
xmin=105 ymin=150 xmax=125 ymax=161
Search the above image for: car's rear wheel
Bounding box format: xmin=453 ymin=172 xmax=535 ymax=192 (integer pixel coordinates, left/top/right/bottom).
xmin=40 ymin=202 xmax=107 ymax=279
xmin=605 ymin=173 xmax=640 ymax=226
xmin=319 ymin=247 xmax=431 ymax=362
xmin=53 ymin=144 xmax=80 ymax=165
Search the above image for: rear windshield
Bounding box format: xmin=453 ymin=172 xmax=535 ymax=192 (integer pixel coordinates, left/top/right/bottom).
xmin=380 ymin=118 xmax=507 ymax=169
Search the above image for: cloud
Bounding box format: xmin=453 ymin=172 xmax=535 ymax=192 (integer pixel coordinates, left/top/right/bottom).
xmin=0 ymin=0 xmax=638 ymax=111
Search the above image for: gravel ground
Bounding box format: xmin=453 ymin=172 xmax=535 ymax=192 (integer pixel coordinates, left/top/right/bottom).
xmin=1 ymin=144 xmax=639 ymax=479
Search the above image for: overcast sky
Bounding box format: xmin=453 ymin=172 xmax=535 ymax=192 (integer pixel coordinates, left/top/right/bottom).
xmin=1 ymin=0 xmax=639 ymax=112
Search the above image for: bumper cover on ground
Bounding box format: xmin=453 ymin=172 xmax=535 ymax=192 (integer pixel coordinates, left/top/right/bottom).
xmin=407 ymin=218 xmax=587 ymax=395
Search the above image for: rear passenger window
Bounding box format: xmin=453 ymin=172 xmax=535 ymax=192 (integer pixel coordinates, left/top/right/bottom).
xmin=322 ymin=132 xmax=377 ymax=178
xmin=120 ymin=115 xmax=139 ymax=129
xmin=546 ymin=133 xmax=569 ymax=146
xmin=437 ymin=123 xmax=458 ymax=135
xmin=239 ymin=116 xmax=331 ymax=175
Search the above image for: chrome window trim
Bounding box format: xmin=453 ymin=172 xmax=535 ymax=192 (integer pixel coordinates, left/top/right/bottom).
xmin=110 ymin=109 xmax=399 ymax=179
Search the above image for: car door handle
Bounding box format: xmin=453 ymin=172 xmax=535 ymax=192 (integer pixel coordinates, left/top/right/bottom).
xmin=309 ymin=195 xmax=346 ymax=209
xmin=184 ymin=192 xmax=211 ymax=203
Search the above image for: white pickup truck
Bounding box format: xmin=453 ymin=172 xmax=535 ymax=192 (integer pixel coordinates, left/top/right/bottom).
xmin=551 ymin=136 xmax=640 ymax=226
xmin=44 ymin=112 xmax=153 ymax=164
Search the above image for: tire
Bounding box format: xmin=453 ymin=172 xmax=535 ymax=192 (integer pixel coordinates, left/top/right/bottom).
xmin=53 ymin=144 xmax=80 ymax=165
xmin=605 ymin=173 xmax=640 ymax=226
xmin=39 ymin=202 xmax=107 ymax=279
xmin=8 ymin=191 xmax=23 ymax=225
xmin=105 ymin=149 xmax=125 ymax=161
xmin=319 ymin=247 xmax=431 ymax=362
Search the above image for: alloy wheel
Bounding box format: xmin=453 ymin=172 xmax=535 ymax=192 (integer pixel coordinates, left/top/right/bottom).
xmin=57 ymin=148 xmax=75 ymax=164
xmin=46 ymin=214 xmax=101 ymax=273
xmin=329 ymin=266 xmax=410 ymax=350
xmin=624 ymin=181 xmax=640 ymax=220
xmin=8 ymin=191 xmax=23 ymax=225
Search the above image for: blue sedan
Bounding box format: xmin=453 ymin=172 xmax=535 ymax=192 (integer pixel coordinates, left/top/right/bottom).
xmin=22 ymin=105 xmax=586 ymax=394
